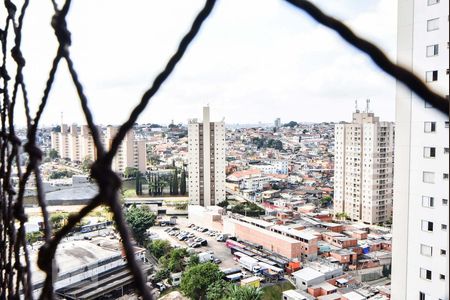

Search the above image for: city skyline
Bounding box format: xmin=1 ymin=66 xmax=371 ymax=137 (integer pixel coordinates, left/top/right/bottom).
xmin=12 ymin=0 xmax=397 ymax=127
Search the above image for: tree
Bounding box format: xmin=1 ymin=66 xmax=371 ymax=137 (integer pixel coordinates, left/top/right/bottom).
xmin=26 ymin=231 xmax=43 ymax=245
xmin=206 ymin=280 xmax=229 ymax=300
xmin=148 ymin=240 xmax=172 ymax=259
xmin=48 ymin=169 xmax=74 ymax=179
xmin=283 ymin=121 xmax=298 ymax=128
xmin=335 ymin=212 xmax=349 ymax=220
xmin=172 ymin=168 xmax=179 ymax=195
xmin=217 ymin=200 xmax=229 ymax=208
xmin=180 ymin=262 xmax=224 ymax=300
xmin=167 ymin=248 xmax=187 ymax=273
xmin=180 ymin=169 xmax=187 ymax=195
xmin=124 ymin=205 xmax=156 ymax=245
xmin=320 ymin=196 xmax=332 ymax=207
xmin=154 ymin=268 xmax=170 ymax=282
xmin=382 ymin=264 xmax=391 ymax=277
xmin=124 ymin=167 xmax=139 ymax=178
xmin=50 ymin=212 xmax=69 ymax=230
xmin=82 ymin=158 xmax=93 ymax=173
xmin=48 ymin=149 xmax=59 ymax=160
xmin=135 ymin=172 xmax=143 ymax=196
xmin=226 ymin=285 xmax=263 ymax=300
xmin=187 ymin=254 xmax=199 ymax=268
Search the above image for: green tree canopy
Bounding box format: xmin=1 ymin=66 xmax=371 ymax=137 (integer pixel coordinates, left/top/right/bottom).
xmin=180 ymin=169 xmax=187 ymax=195
xmin=50 ymin=212 xmax=69 ymax=230
xmin=283 ymin=121 xmax=298 ymax=128
xmin=124 ymin=167 xmax=139 ymax=178
xmin=226 ymin=285 xmax=263 ymax=300
xmin=124 ymin=205 xmax=156 ymax=245
xmin=147 ymin=239 xmax=172 ymax=259
xmin=48 ymin=149 xmax=59 ymax=160
xmin=180 ymin=262 xmax=223 ymax=300
xmin=206 ymin=280 xmax=229 ymax=300
xmin=82 ymin=158 xmax=93 ymax=173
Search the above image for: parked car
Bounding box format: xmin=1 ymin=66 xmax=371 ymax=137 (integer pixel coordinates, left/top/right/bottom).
xmin=191 ymin=242 xmax=201 ymax=248
xmin=200 ymin=228 xmax=208 ymax=233
xmin=156 ymin=282 xmax=167 ymax=292
xmin=213 ymin=258 xmax=222 ymax=264
xmin=199 ymin=239 xmax=208 ymax=246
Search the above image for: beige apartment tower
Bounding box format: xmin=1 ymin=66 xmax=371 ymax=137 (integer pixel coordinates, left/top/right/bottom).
xmin=392 ymin=0 xmax=449 ymax=299
xmin=51 ymin=124 xmax=146 ymax=174
xmin=104 ymin=126 xmax=147 ymax=174
xmin=188 ymin=106 xmax=226 ymax=206
xmin=334 ymin=106 xmax=394 ymax=225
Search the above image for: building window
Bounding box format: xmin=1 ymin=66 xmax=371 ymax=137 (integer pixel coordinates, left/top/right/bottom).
xmin=443 ymin=199 xmax=449 ymax=205
xmin=420 ymin=244 xmax=433 ymax=256
xmin=424 ymin=122 xmax=436 ymax=132
xmin=426 ymin=44 xmax=439 ymax=56
xmin=423 ymin=147 xmax=436 ymax=158
xmin=445 ymin=121 xmax=449 ymax=128
xmin=427 ymin=18 xmax=439 ymax=31
xmin=442 ymin=224 xmax=448 ymax=231
xmin=419 ymin=292 xmax=426 ymax=300
xmin=421 ymin=220 xmax=434 ymax=232
xmin=426 ymin=70 xmax=438 ymax=82
xmin=420 ymin=268 xmax=432 ymax=280
xmin=428 ymin=0 xmax=440 ymax=4
xmin=441 ymin=249 xmax=447 ymax=256
xmin=422 ymin=196 xmax=434 ymax=207
xmin=444 ymin=173 xmax=449 ymax=180
xmin=423 ymin=171 xmax=435 ymax=183
xmin=445 ymin=148 xmax=449 ymax=154
xmin=440 ymin=274 xmax=446 ymax=280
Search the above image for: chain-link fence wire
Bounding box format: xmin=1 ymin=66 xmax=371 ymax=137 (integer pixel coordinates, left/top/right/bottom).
xmin=0 ymin=0 xmax=448 ymax=299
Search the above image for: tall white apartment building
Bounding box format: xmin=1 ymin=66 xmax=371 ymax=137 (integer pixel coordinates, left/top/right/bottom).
xmin=104 ymin=126 xmax=147 ymax=174
xmin=51 ymin=124 xmax=146 ymax=174
xmin=188 ymin=106 xmax=226 ymax=206
xmin=334 ymin=107 xmax=394 ymax=225
xmin=392 ymin=0 xmax=449 ymax=299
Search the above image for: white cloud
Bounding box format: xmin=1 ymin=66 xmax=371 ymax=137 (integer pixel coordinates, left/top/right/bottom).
xmin=8 ymin=0 xmax=397 ymax=126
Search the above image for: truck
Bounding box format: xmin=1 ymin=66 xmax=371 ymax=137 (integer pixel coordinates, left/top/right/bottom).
xmin=239 ymin=255 xmax=261 ymax=274
xmin=258 ymin=262 xmax=284 ymax=280
xmin=240 ymin=276 xmax=261 ymax=288
xmin=221 ymin=267 xmax=242 ymax=277
xmin=225 ymin=273 xmax=242 ymax=282
xmin=198 ymin=252 xmax=213 ymax=263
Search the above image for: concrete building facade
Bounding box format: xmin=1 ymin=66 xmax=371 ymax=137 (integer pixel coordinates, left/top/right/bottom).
xmin=188 ymin=106 xmax=226 ymax=206
xmin=392 ymin=0 xmax=449 ymax=299
xmin=334 ymin=109 xmax=394 ymax=224
xmin=51 ymin=124 xmax=146 ymax=174
xmin=104 ymin=126 xmax=146 ymax=174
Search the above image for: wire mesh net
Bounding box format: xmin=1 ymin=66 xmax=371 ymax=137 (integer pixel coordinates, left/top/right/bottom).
xmin=0 ymin=0 xmax=447 ymax=299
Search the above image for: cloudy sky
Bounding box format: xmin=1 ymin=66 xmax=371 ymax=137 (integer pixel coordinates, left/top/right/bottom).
xmin=11 ymin=0 xmax=397 ymax=126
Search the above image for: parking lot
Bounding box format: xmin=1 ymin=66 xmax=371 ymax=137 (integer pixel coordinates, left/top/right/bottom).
xmin=149 ymin=217 xmax=238 ymax=269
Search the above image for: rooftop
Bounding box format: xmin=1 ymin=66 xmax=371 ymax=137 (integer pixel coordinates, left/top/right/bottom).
xmin=292 ymin=267 xmax=325 ymax=281
xmin=271 ymin=225 xmax=317 ymax=240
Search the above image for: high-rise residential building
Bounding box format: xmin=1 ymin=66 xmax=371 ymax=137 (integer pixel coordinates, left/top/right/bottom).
xmin=274 ymin=118 xmax=281 ymax=128
xmin=104 ymin=126 xmax=147 ymax=174
xmin=188 ymin=106 xmax=226 ymax=206
xmin=392 ymin=0 xmax=449 ymax=299
xmin=51 ymin=124 xmax=146 ymax=174
xmin=334 ymin=105 xmax=394 ymax=225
